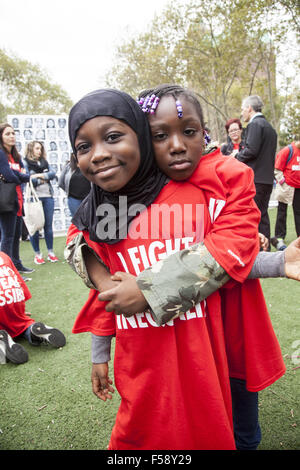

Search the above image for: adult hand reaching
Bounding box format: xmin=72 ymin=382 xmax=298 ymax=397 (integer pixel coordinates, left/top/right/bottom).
xmin=284 ymin=237 xmax=300 ymax=281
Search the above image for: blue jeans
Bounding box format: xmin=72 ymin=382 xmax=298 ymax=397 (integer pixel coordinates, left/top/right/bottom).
xmin=21 ymin=324 xmax=40 ymax=345
xmin=230 ymin=378 xmax=261 ymax=450
xmin=29 ymin=197 xmax=54 ymax=253
xmin=68 ymin=197 xmax=82 ymax=218
xmin=0 ymin=212 xmax=23 ymax=269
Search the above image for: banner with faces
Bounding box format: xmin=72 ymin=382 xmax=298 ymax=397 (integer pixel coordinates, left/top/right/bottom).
xmin=7 ymin=114 xmax=72 ymax=234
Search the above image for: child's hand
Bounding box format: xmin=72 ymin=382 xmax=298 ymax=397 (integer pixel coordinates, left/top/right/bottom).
xmin=91 ymin=363 xmax=114 ymax=401
xmin=258 ymin=232 xmax=269 ymax=251
xmin=98 ymin=271 xmax=148 ymax=315
xmin=284 ymin=237 xmax=300 ymax=281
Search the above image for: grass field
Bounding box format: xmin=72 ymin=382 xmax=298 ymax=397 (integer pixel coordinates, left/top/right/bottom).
xmin=0 ymin=206 xmax=299 ymax=450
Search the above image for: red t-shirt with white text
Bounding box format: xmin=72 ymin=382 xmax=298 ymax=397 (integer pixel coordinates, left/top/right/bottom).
xmin=275 ymin=142 xmax=300 ymax=188
xmin=69 ymin=180 xmax=236 ymax=450
xmin=0 ymin=252 xmax=34 ymax=337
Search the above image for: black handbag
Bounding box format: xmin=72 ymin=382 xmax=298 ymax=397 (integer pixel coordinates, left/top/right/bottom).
xmin=0 ymin=178 xmax=17 ymax=213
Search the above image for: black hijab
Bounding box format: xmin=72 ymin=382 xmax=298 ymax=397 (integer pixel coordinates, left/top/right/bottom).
xmin=69 ymin=89 xmax=167 ymax=244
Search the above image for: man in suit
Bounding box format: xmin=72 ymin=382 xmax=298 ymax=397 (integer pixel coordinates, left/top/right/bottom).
xmin=234 ymin=95 xmax=277 ymax=246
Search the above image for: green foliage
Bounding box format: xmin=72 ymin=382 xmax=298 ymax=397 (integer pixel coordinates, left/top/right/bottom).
xmin=0 ymin=237 xmax=119 ymax=450
xmin=279 ymin=88 xmax=300 ymax=146
xmin=105 ymin=0 xmax=299 ymax=142
xmin=0 ymin=48 xmax=73 ymax=122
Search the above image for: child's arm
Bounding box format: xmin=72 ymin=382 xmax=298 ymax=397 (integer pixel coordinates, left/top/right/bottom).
xmin=65 ymin=228 xmax=117 ymax=292
xmin=91 ymin=334 xmax=114 ymax=401
xmin=83 ymin=246 xmax=119 ymax=292
xmin=91 ymin=363 xmax=114 ymax=401
xmin=99 ymin=238 xmax=300 ymax=324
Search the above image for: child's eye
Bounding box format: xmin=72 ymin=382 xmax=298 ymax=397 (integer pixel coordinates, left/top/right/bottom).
xmin=152 ymin=132 xmax=167 ymax=141
xmin=75 ymin=142 xmax=90 ymax=155
xmin=184 ymin=128 xmax=197 ymax=136
xmin=106 ymin=132 xmax=122 ymax=142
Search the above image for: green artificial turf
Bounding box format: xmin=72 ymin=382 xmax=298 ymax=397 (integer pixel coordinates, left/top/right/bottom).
xmin=0 ymin=206 xmax=299 ymax=450
xmin=0 ymin=236 xmax=120 ymax=450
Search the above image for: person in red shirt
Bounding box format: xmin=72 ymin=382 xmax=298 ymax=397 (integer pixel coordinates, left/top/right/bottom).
xmin=271 ymin=140 xmax=300 ymax=250
xmin=0 ymin=251 xmax=66 ymax=365
xmin=93 ymin=85 xmax=287 ymax=451
xmin=66 ymin=88 xmax=240 ymax=450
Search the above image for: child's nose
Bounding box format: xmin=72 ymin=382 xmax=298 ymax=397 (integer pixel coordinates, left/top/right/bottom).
xmin=91 ymin=143 xmax=111 ymax=162
xmin=170 ymin=134 xmax=186 ymax=153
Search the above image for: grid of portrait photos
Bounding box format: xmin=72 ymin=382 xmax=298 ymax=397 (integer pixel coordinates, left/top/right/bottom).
xmin=7 ymin=114 xmax=72 ymax=234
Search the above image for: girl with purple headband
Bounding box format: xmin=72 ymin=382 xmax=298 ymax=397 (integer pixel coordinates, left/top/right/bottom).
xmin=96 ymin=85 xmax=296 ymax=451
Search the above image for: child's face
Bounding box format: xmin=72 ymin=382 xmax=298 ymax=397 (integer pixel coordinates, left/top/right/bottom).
xmin=74 ymin=116 xmax=141 ymax=192
xmin=148 ymin=96 xmax=203 ymax=181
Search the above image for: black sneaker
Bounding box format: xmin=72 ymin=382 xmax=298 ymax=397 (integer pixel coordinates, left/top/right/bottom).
xmin=0 ymin=330 xmax=28 ymax=364
xmin=19 ymin=266 xmax=35 ymax=273
xmin=30 ymin=322 xmax=66 ymax=348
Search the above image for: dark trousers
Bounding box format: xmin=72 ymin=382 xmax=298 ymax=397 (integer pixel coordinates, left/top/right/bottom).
xmin=21 ymin=218 xmax=29 ymax=240
xmin=230 ymin=378 xmax=261 ymax=450
xmin=254 ymin=183 xmax=273 ymax=245
xmin=0 ymin=212 xmax=22 ymax=269
xmin=275 ymin=188 xmax=300 ymax=239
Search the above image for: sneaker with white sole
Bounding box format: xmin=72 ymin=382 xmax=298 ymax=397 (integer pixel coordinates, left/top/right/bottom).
xmin=30 ymin=322 xmax=66 ymax=348
xmin=34 ymin=255 xmax=45 ymax=265
xmin=19 ymin=266 xmax=35 ymax=273
xmin=0 ymin=330 xmax=29 ymax=364
xmin=47 ymin=254 xmax=59 ymax=263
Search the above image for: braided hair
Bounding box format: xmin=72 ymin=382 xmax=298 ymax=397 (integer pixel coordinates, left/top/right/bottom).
xmin=137 ymin=84 xmax=205 ymax=130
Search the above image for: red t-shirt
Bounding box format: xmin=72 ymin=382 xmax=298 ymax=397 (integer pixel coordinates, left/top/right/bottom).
xmin=69 ymin=181 xmax=236 ymax=450
xmin=68 ymin=150 xmax=285 ymax=447
xmin=189 ymin=150 xmax=285 ymax=391
xmin=0 ymin=252 xmax=34 ymax=337
xmin=275 ymin=142 xmax=300 ymax=188
xmin=8 ymin=155 xmax=23 ymax=216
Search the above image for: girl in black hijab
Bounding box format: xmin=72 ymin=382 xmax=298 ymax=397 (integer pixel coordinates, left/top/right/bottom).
xmin=69 ymin=89 xmax=167 ymax=243
xmin=66 ymin=88 xmax=237 ymax=451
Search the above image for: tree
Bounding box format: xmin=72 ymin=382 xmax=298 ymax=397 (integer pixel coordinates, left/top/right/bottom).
xmin=0 ymin=48 xmax=73 ymax=122
xmin=105 ymin=0 xmax=299 ymax=142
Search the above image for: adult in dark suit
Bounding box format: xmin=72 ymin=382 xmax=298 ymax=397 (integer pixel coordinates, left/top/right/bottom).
xmin=235 ymin=95 xmax=277 ymax=245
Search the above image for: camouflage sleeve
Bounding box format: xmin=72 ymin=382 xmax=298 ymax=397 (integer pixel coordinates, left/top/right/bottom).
xmin=136 ymin=242 xmax=230 ymax=326
xmin=64 ymin=232 xmax=110 ymax=290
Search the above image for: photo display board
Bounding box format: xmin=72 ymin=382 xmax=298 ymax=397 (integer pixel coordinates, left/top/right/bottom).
xmin=7 ymin=114 xmax=72 ymax=235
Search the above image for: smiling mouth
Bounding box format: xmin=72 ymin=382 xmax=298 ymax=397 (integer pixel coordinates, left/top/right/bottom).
xmin=93 ymin=165 xmax=121 ymax=175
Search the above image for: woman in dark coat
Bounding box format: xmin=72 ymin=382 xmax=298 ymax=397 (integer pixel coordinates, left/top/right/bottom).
xmin=0 ymin=123 xmax=32 ymax=276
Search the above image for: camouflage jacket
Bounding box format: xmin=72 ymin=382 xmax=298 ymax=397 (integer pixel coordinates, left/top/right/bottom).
xmin=64 ymin=232 xmax=229 ymax=326
xmin=136 ymin=242 xmax=230 ymax=325
xmin=64 ymin=230 xmax=286 ymax=327
xmin=64 ymin=232 xmax=109 ymax=290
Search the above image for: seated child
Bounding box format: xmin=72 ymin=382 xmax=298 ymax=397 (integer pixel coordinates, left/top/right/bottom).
xmin=0 ymin=251 xmax=66 ymax=364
